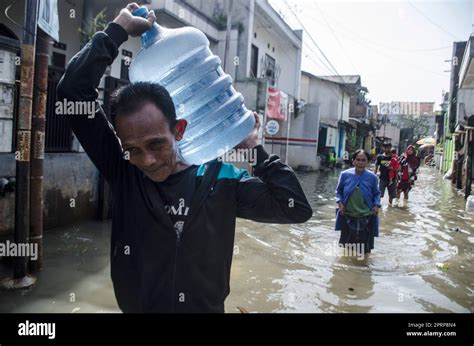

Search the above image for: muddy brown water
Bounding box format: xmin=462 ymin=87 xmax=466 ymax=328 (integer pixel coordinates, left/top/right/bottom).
xmin=0 ymin=166 xmax=472 ymax=313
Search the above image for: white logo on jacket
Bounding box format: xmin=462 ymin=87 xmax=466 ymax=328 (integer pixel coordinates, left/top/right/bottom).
xmin=164 ymin=198 xmax=189 ymax=216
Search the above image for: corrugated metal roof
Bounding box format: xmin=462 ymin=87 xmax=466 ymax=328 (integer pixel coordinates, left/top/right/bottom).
xmin=318 ymin=75 xmax=361 ymax=85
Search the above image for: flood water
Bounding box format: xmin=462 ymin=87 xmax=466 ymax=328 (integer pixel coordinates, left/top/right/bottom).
xmin=0 ymin=166 xmax=472 ymax=313
xmin=226 ymin=166 xmax=474 ymax=313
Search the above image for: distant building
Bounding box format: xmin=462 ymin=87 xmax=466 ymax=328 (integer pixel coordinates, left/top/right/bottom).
xmin=377 ymin=100 xmax=436 ymax=152
xmin=299 ymin=72 xmax=358 ymax=169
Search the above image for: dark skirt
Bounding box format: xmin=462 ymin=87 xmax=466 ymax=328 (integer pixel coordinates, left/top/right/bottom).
xmin=397 ymin=179 xmax=413 ymax=192
xmin=339 ymin=215 xmax=374 ymax=254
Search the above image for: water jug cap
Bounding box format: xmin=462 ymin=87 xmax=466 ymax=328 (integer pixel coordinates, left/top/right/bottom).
xmin=132 ymin=6 xmax=161 ymax=48
xmin=132 ymin=6 xmax=149 ymax=18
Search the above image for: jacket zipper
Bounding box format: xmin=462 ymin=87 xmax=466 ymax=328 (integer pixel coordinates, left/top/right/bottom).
xmin=171 ymin=233 xmax=180 ymax=312
xmin=170 ymin=165 xmax=216 ymax=312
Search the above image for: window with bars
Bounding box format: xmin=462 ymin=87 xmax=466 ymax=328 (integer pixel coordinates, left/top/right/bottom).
xmin=45 ymin=66 xmax=73 ymax=152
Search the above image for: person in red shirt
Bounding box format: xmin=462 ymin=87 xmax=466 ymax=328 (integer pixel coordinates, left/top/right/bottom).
xmin=388 ymin=148 xmax=400 ymax=187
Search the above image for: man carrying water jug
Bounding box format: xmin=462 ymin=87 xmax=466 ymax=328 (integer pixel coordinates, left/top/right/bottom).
xmin=57 ymin=3 xmax=312 ymax=313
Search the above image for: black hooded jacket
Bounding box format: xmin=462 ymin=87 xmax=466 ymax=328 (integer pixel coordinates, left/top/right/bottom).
xmin=57 ymin=22 xmax=313 ymax=312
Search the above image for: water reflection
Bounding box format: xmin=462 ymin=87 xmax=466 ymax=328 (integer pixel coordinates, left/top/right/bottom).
xmin=328 ymin=256 xmax=374 ymax=313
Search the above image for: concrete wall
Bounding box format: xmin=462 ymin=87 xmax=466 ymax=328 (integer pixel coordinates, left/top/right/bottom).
xmin=55 ymin=0 xmax=85 ymax=64
xmin=42 ymin=153 xmax=99 ymax=230
xmin=182 ymin=0 xmax=226 ymax=19
xmin=286 ymin=103 xmax=320 ymax=170
xmin=230 ymin=0 xmax=255 ymax=82
xmin=300 ymin=73 xmax=351 ymax=161
xmin=304 ymin=76 xmax=347 ymax=126
xmin=252 ymin=16 xmax=300 ymax=97
xmin=217 ymin=28 xmax=239 ymax=80
xmin=235 ymin=79 xmax=258 ymax=111
xmin=342 ymin=93 xmax=350 ymax=122
xmin=0 ymin=153 xmax=99 ymax=235
xmin=376 ymin=124 xmax=400 ymax=148
xmin=457 ymin=89 xmax=474 ymax=124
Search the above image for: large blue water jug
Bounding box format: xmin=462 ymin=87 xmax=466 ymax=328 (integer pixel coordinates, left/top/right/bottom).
xmin=129 ymin=6 xmax=255 ymax=165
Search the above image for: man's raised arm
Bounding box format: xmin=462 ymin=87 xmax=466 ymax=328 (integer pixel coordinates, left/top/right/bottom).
xmin=234 ymin=114 xmax=313 ymax=224
xmin=56 ymin=3 xmax=155 ymax=183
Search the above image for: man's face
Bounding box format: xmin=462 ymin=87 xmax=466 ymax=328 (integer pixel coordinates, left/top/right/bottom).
xmin=115 ymin=102 xmax=185 ymax=182
xmin=383 ymin=146 xmax=391 ymax=155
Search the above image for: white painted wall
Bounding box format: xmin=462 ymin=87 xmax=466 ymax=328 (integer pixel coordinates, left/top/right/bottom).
xmin=457 ymin=89 xmax=474 ymax=123
xmin=376 ymin=124 xmax=400 ymax=148
xmin=55 ymin=0 xmax=84 ymax=64
xmin=342 ymin=92 xmax=350 ymax=122
xmin=151 ymin=0 xmax=220 ymax=41
xmin=300 ymin=74 xmax=310 ymax=102
xmin=286 ymin=103 xmax=320 ymax=170
xmin=252 ymin=22 xmax=300 ymax=97
xmin=304 ymin=75 xmax=348 ymax=127
xmin=109 ymin=36 xmax=142 ymax=80
xmin=217 ymin=28 xmax=239 ymax=81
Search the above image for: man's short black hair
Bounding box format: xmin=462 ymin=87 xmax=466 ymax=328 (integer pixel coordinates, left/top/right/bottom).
xmin=382 ymin=143 xmax=391 ymax=147
xmin=352 ymin=149 xmax=370 ymax=161
xmin=110 ymin=82 xmax=178 ymax=131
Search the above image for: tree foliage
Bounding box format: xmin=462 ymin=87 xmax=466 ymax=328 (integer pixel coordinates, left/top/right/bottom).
xmin=79 ymin=8 xmax=108 ymax=47
xmin=391 ymin=114 xmax=430 ymax=139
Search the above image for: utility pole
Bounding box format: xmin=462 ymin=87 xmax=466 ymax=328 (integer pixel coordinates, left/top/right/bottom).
xmin=30 ymin=29 xmax=51 ymax=272
xmin=3 ymin=0 xmax=39 ymax=289
xmin=223 ymin=0 xmax=234 ymax=72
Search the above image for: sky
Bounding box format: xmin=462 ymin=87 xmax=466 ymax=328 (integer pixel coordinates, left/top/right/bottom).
xmin=268 ymin=0 xmax=473 ymax=109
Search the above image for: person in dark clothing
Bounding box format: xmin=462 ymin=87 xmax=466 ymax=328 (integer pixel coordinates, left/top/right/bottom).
xmin=374 ymin=143 xmax=397 ymax=205
xmin=56 ymin=3 xmax=312 ymax=313
xmin=397 ymin=145 xmax=420 ymax=201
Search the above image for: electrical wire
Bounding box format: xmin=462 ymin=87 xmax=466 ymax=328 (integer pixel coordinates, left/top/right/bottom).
xmin=313 ymin=2 xmax=359 ymax=74
xmin=308 ymin=3 xmax=452 ymax=53
xmin=408 ymin=1 xmax=460 ymax=40
xmin=282 ymin=0 xmax=342 ymax=77
xmin=294 ymin=2 xmax=448 ymax=77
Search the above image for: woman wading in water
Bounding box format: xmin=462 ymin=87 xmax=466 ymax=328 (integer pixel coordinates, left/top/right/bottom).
xmin=335 ymin=150 xmax=381 ymax=258
xmin=397 ymin=145 xmax=420 ymax=203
